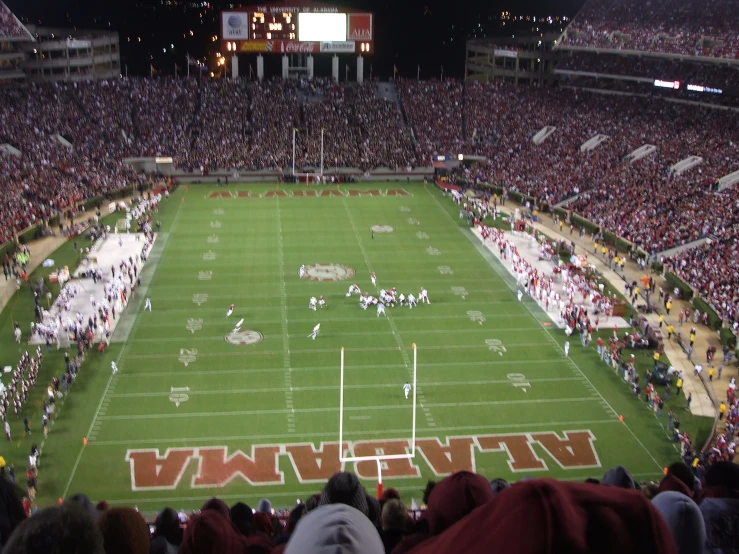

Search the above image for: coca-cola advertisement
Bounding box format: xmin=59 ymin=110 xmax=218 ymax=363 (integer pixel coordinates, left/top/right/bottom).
xmin=280 ymin=41 xmax=319 ymax=53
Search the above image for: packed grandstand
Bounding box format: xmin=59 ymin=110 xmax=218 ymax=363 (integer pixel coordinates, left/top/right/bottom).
xmin=2 ymin=0 xmax=739 ymax=550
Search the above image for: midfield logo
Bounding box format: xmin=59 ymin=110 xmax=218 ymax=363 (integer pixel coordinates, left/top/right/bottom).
xmin=125 ymin=431 xmax=601 ymax=490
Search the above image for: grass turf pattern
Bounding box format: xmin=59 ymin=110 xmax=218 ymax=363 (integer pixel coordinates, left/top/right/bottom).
xmin=0 ymin=183 xmax=713 ymax=511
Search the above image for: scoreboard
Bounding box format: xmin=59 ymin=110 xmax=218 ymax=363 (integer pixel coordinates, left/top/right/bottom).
xmin=221 ymin=4 xmax=374 ymax=54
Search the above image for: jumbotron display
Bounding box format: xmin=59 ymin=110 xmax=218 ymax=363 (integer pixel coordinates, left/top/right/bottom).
xmin=221 ymin=3 xmax=373 ymax=54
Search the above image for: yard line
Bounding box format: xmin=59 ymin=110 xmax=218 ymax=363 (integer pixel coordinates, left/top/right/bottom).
xmin=128 ymin=332 xmax=549 ymax=343
xmin=98 ymin=397 xmax=599 ymax=421
xmin=428 ymin=190 xmax=664 ymax=472
xmin=124 ymin=342 xmax=552 ymax=359
xmin=61 ymin=197 xmax=186 ymax=500
xmin=106 ymin=377 xmax=584 ymax=397
xmin=276 ymin=201 xmax=296 ymax=434
xmin=120 ymin=358 xmax=574 ymax=377
xmin=134 ymin=313 xmax=522 ymax=323
xmin=89 ymin=418 xmax=618 ymax=446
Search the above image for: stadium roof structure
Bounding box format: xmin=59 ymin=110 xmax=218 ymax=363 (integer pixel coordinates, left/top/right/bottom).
xmin=0 ymin=1 xmax=33 ymax=41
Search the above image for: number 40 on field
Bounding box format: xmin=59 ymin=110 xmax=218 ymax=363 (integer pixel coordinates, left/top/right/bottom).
xmin=507 ymin=373 xmax=531 ymax=391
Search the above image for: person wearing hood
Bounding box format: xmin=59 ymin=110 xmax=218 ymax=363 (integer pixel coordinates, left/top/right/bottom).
xmin=652 ymin=491 xmax=706 ymax=554
xmin=285 ymin=504 xmax=383 ymax=554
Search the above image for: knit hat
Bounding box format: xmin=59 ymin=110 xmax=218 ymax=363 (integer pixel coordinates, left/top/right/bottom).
xmin=285 ymin=504 xmax=383 ymax=554
xmin=404 ymin=478 xmax=678 ymax=554
xmin=256 ymin=498 xmax=272 ymax=513
xmin=601 ymin=465 xmax=637 ymax=489
xmin=180 ymin=509 xmax=249 ymax=554
xmin=652 ymin=491 xmax=706 ymax=554
xmin=97 ymin=507 xmax=150 ymax=554
xmin=318 ymin=472 xmax=369 ymax=516
xmin=425 ymin=471 xmax=494 ymax=535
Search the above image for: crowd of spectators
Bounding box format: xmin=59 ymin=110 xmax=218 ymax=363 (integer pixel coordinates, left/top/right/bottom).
xmin=0 ymin=1 xmax=27 ymax=37
xmin=562 ymin=0 xmax=739 ymax=59
xmin=1 ymin=464 xmax=738 ymax=553
xmin=396 ymin=78 xmax=465 ymax=156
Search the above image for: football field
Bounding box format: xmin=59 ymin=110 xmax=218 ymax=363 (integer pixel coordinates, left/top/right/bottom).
xmin=43 ymin=183 xmax=691 ymax=510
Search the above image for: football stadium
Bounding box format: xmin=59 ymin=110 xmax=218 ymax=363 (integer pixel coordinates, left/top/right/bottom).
xmin=0 ymin=0 xmax=737 ymax=552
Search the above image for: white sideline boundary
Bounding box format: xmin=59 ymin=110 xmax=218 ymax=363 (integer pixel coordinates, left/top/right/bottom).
xmin=61 ymin=199 xmax=186 ymax=500
xmin=429 ymin=190 xmax=664 ymax=472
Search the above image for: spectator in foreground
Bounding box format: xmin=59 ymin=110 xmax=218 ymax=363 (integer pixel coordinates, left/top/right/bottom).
xmin=652 ymin=491 xmax=706 ymax=554
xmin=380 ymin=499 xmax=410 ymax=553
xmin=0 ymin=474 xmax=26 ymax=549
xmin=150 ymin=507 xmax=182 ymax=554
xmin=697 ymin=462 xmax=739 ymax=554
xmin=97 ymin=507 xmax=150 ymax=554
xmin=284 ymin=504 xmax=384 ymax=554
xmin=1 ymin=503 xmax=103 ymax=554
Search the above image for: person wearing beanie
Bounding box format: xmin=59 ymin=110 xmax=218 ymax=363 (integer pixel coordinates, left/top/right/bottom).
xmin=97 ymin=507 xmax=150 ymax=554
xmin=404 ymin=478 xmax=678 ymax=554
xmin=490 ymin=478 xmax=510 ymax=496
xmin=285 ymin=504 xmax=383 ymax=554
xmin=230 ymin=502 xmax=254 ymax=537
xmin=2 ymin=503 xmax=104 ymax=554
xmin=652 ymin=491 xmax=706 ymax=554
xmin=394 ymin=471 xmax=494 ymax=554
xmin=601 ymin=465 xmax=637 ymax=489
xmin=256 ymin=498 xmax=272 ymax=514
xmin=318 ymin=472 xmax=370 ymax=517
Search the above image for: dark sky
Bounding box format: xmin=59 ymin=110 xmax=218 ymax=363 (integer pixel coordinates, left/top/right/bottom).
xmin=6 ymin=0 xmax=585 ymax=77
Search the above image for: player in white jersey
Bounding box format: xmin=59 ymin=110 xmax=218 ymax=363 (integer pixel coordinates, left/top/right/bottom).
xmin=419 ymin=288 xmax=430 ymax=304
xmin=309 ymin=297 xmax=317 ymax=311
xmin=370 ymin=272 xmax=377 ymax=287
xmin=299 ymin=265 xmax=306 ymax=279
xmin=407 ymin=294 xmax=417 ymax=309
xmin=318 ymin=296 xmax=326 ymax=309
xmin=347 ymin=284 xmax=361 ymax=297
xmin=111 ymin=361 xmax=118 ymax=374
xmin=564 ymin=341 xmax=570 ymax=357
xmin=377 ymin=303 xmax=386 ymax=317
xmin=403 ymin=382 xmax=412 ymax=399
xmin=144 ymin=297 xmax=152 ymax=311
xmin=398 ymin=293 xmax=406 ymax=306
xmin=310 ymin=323 xmax=321 ymax=340
xmin=234 ymin=318 xmax=244 ymax=332
xmin=517 ymin=290 xmax=523 ymax=302
xmin=226 ymin=304 xmax=235 ymax=317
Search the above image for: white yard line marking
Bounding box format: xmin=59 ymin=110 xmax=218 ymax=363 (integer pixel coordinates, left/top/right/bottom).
xmin=89 ymin=418 xmax=619 ymax=446
xmin=61 ymin=198 xmax=186 ymax=500
xmin=276 ymin=202 xmax=296 ymax=433
xmin=98 ymin=397 xmax=600 ymax=421
xmin=119 ymin=358 xmax=575 ymax=377
xmin=106 ymin=377 xmax=585 ymax=397
xmin=342 ymin=199 xmax=435 ymax=427
xmin=429 ymin=191 xmax=665 ymax=472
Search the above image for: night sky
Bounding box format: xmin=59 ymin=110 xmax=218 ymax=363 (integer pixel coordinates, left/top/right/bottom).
xmin=6 ymin=0 xmax=585 ymax=77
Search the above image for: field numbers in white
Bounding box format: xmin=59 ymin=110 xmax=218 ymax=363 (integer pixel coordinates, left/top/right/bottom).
xmin=210 ymin=220 xmax=222 ymax=228
xmin=438 ymin=266 xmax=454 ymax=275
xmin=407 ymin=218 xmax=420 ymax=225
xmin=186 ymin=318 xmax=203 ymax=334
xmin=169 ymin=386 xmax=191 ymax=407
xmin=192 ymin=293 xmax=208 ymax=306
xmin=452 ymin=286 xmax=468 ymax=299
xmin=507 ymin=373 xmax=531 ymax=391
xmin=178 ymin=349 xmax=198 ymax=367
xmin=486 ymin=339 xmax=507 ymax=356
xmin=198 ymin=271 xmax=213 ymax=281
xmin=426 ymin=247 xmax=441 ymax=256
xmin=202 ymin=250 xmax=216 ymax=261
xmin=467 ymin=310 xmax=486 ymax=324
xmin=207 ymin=234 xmax=219 ymax=244
xmin=416 ymin=231 xmax=430 ymax=240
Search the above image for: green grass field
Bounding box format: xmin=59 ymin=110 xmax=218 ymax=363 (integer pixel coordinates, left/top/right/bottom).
xmin=0 ymin=183 xmax=713 ymax=512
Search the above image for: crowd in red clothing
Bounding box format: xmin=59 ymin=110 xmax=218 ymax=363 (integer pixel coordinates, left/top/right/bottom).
xmin=562 ymin=0 xmax=739 ymax=59
xmin=1 ymin=463 xmax=737 ymax=554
